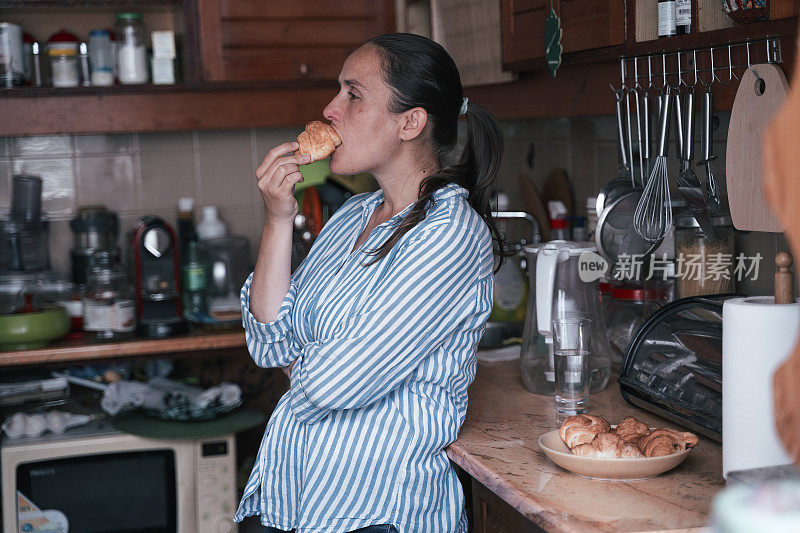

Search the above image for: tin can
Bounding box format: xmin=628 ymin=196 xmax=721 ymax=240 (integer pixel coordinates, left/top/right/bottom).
xmin=0 ymin=22 xmax=24 ymax=86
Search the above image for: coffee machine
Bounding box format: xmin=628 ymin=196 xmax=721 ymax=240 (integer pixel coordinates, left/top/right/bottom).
xmin=130 ymin=216 xmax=188 ymax=338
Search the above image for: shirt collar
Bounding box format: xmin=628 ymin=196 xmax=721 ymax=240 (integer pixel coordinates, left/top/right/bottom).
xmin=360 ymin=183 xmax=469 ymax=226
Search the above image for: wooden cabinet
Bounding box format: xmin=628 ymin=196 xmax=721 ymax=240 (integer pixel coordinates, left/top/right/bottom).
xmin=197 ymin=0 xmax=395 ymax=83
xmin=501 ymin=0 xmax=625 ymax=70
xmin=501 ymin=0 xmax=549 ymax=66
xmin=471 ymin=476 xmax=544 ymax=533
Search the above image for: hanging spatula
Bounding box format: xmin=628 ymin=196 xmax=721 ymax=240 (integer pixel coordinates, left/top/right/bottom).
xmin=677 ymin=91 xmax=715 ymax=238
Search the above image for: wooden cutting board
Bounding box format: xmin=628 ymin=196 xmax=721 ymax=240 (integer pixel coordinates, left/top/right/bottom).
xmin=542 ymin=168 xmax=573 ymax=215
xmin=727 ymin=63 xmax=789 ymax=232
xmin=517 ymin=174 xmax=550 ymax=241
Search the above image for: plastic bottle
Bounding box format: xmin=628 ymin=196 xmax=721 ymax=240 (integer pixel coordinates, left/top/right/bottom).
xmin=176 ymin=197 xmax=197 ymax=253
xmin=181 ymin=238 xmax=208 ymax=321
xmin=89 ymin=29 xmax=115 ymax=86
xmin=196 ymin=206 xmax=227 ymax=240
xmin=548 ymin=200 xmax=570 ymax=241
xmin=490 ymin=191 xmax=527 ymax=323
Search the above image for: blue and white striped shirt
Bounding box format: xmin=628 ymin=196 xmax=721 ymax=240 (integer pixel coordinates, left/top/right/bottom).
xmin=234 ymin=183 xmax=494 ymax=532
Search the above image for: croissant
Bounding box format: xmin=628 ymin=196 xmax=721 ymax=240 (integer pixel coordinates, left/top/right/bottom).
xmin=614 ymin=416 xmax=651 ymax=446
xmin=559 ymin=414 xmax=612 ymax=449
xmin=572 ymin=432 xmax=622 ymax=458
xmin=296 ymin=121 xmax=341 ymax=163
xmin=640 ymin=428 xmax=699 ymax=458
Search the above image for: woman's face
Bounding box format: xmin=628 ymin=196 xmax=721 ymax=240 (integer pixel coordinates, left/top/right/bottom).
xmin=323 ymin=45 xmax=403 ymax=176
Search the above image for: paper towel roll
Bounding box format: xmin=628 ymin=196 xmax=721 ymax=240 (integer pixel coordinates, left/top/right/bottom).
xmin=723 ymin=297 xmax=799 ymax=477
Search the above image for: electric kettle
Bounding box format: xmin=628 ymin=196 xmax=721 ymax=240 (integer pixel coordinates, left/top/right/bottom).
xmin=520 ymin=240 xmax=611 ymax=395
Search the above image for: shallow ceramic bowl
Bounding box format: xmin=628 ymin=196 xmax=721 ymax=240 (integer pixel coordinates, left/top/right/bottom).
xmin=0 ymin=305 xmax=70 ymax=351
xmin=538 ymin=430 xmax=693 ymax=480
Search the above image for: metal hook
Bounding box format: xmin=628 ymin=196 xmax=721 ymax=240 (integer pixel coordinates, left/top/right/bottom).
xmin=768 ymin=38 xmax=782 ymax=63
xmin=633 ymin=55 xmax=644 ymax=93
xmin=728 ymin=44 xmax=739 ymax=83
xmin=659 ymin=52 xmax=667 ymax=92
xmin=697 ymin=48 xmax=714 ymax=90
xmin=709 ymin=47 xmax=721 ymax=85
xmin=646 ymin=55 xmax=655 ymax=93
xmin=609 ymin=82 xmax=623 ymax=102
xmin=714 ymin=44 xmax=735 ymax=85
xmin=671 ymin=51 xmax=685 ymax=91
xmin=746 ymin=41 xmax=751 ymax=69
xmin=620 ymin=58 xmax=627 ymax=89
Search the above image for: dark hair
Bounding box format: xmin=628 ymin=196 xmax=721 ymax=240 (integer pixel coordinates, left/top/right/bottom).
xmin=364 ymin=33 xmax=506 ymax=268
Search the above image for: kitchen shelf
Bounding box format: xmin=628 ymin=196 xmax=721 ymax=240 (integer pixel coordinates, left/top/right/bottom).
xmin=0 ymin=82 xmax=338 ymax=135
xmin=1 ymin=1 xmax=180 ymax=6
xmin=624 ymin=18 xmax=798 ymax=57
xmin=0 ymin=329 xmax=246 ymax=367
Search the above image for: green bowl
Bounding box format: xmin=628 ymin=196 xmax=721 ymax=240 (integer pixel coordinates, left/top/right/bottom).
xmin=0 ymin=305 xmax=70 ymax=351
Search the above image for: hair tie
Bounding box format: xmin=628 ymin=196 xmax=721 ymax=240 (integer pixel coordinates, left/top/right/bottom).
xmin=459 ymin=97 xmax=469 ymax=116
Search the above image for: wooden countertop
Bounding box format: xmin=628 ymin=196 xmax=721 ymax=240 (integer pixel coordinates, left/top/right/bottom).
xmin=0 ymin=330 xmax=246 ymax=367
xmin=447 ymin=360 xmax=725 ymax=532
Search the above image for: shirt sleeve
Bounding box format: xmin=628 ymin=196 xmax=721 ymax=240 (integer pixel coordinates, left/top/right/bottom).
xmin=240 ymin=268 xmax=302 ymax=369
xmin=288 ymin=220 xmax=493 ymax=424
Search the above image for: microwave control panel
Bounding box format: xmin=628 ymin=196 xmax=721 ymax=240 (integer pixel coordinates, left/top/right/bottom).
xmin=196 ymin=435 xmax=238 ymax=533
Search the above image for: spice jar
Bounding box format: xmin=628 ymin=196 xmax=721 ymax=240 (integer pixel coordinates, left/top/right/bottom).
xmin=115 ymin=13 xmax=148 ymax=84
xmin=47 ymin=29 xmax=80 ymax=87
xmin=81 ymin=251 xmax=136 ymax=341
xmin=674 ymin=211 xmax=735 ymax=298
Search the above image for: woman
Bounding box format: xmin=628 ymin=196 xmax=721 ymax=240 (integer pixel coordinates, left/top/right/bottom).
xmin=234 ymin=33 xmax=504 ymax=533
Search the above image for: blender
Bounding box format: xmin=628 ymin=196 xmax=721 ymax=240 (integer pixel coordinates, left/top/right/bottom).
xmin=520 ymin=240 xmax=611 ymax=395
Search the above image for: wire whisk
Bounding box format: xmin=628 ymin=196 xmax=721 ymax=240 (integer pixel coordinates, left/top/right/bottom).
xmin=634 ymin=88 xmax=673 ymax=243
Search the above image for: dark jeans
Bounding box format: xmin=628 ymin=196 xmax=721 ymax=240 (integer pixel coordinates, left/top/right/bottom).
xmin=263 ymin=525 xmax=397 ymax=533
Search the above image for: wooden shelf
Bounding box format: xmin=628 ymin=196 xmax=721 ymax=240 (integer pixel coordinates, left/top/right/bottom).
xmin=626 ymin=17 xmax=798 ymax=57
xmin=0 ymin=1 xmax=181 ymax=7
xmin=0 ymin=329 xmax=246 ymax=367
xmin=0 ymin=82 xmax=338 ymax=135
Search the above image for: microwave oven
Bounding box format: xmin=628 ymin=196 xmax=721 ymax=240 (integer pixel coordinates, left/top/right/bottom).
xmin=1 ymin=422 xmax=238 ymax=533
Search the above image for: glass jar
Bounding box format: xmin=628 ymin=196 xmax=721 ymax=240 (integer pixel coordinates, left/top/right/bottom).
xmin=47 ymin=29 xmax=80 ymax=87
xmin=115 ymin=12 xmax=148 ymax=84
xmin=606 ymin=285 xmax=667 ymax=363
xmin=81 ymin=251 xmax=136 ymax=341
xmin=674 ymin=211 xmax=735 ymax=298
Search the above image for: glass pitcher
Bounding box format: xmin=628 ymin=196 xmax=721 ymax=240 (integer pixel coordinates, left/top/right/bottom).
xmin=520 ymin=240 xmax=611 ymax=395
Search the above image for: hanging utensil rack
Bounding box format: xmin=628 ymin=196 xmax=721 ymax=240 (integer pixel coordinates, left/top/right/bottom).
xmin=615 ymin=38 xmax=782 ymax=94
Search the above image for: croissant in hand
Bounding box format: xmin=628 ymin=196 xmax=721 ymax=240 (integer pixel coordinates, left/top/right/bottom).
xmin=296 ymin=121 xmax=342 ymax=163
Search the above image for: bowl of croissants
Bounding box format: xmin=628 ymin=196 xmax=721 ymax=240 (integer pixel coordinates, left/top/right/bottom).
xmin=538 ymin=414 xmax=699 ymax=480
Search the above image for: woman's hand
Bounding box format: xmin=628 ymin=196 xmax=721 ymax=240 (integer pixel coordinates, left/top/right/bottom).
xmin=256 ymin=142 xmax=311 ymax=225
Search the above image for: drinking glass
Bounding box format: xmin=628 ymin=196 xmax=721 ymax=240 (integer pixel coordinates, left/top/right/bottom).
xmin=553 ymin=318 xmax=591 ymax=420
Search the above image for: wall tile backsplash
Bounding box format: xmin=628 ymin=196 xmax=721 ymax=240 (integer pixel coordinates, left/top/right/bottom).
xmin=0 ymin=111 xmax=785 ymax=296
